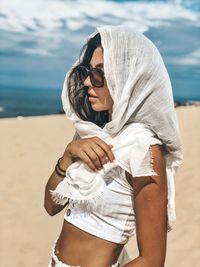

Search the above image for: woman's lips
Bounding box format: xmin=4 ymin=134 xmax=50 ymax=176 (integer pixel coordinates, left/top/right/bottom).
xmin=89 ymin=94 xmax=98 ymax=97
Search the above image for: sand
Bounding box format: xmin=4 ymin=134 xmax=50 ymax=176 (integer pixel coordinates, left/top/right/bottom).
xmin=0 ymin=106 xmax=199 ymax=267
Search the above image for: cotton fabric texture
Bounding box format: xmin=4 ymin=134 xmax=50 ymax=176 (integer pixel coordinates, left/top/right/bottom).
xmin=51 ymin=25 xmax=183 ymax=230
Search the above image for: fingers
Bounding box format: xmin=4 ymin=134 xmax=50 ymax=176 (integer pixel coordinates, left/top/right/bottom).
xmin=78 ymin=151 xmax=98 ymax=172
xmin=84 ymin=143 xmax=110 ymax=169
xmin=65 ymin=137 xmax=115 ymax=172
xmin=83 ymin=146 xmax=103 ymax=170
xmin=92 ymin=137 xmax=115 ymax=162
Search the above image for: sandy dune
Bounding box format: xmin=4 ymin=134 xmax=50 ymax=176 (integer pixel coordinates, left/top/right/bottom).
xmin=0 ymin=106 xmax=199 ymax=267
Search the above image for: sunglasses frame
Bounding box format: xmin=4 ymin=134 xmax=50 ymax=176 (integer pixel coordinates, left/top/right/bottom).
xmin=78 ymin=65 xmax=105 ymax=88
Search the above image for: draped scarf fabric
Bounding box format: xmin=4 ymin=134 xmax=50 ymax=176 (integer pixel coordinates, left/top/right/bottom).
xmin=51 ymin=26 xmax=183 ymax=229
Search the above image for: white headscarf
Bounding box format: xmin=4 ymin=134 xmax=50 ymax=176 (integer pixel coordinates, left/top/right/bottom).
xmin=51 ymin=26 xmax=183 ymax=229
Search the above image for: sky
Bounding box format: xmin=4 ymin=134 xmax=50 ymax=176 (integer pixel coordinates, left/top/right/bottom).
xmin=0 ymin=0 xmax=199 ymax=116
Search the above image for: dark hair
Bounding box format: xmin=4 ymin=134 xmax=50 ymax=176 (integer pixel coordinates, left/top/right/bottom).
xmin=67 ymin=33 xmax=109 ymax=127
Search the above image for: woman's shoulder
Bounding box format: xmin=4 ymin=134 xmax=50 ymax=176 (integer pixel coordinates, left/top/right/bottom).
xmin=125 ymin=144 xmax=166 ymax=189
xmin=150 ymin=144 xmax=166 ymax=175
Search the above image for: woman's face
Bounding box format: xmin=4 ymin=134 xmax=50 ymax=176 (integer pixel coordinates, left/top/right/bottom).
xmin=83 ymin=47 xmax=113 ymax=119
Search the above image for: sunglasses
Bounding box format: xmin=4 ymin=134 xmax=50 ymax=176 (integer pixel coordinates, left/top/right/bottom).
xmin=78 ymin=65 xmax=105 ymax=88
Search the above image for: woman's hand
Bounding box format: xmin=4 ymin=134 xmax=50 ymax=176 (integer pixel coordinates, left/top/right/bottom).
xmin=63 ymin=136 xmax=115 ymax=172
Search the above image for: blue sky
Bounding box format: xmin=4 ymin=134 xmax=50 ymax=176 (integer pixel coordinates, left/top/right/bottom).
xmin=0 ymin=0 xmax=199 ymax=116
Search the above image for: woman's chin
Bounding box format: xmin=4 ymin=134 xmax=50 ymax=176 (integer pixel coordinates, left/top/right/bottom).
xmin=89 ymin=99 xmax=109 ymax=112
xmin=91 ymin=105 xmax=101 ymax=111
xmin=90 ymin=103 xmax=104 ymax=112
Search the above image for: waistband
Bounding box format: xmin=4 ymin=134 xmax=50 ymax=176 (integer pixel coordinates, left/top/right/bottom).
xmin=48 ymin=239 xmax=120 ymax=267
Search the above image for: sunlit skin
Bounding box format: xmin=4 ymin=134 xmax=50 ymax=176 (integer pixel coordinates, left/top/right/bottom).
xmin=84 ymin=46 xmax=113 ymax=121
xmin=44 ymin=46 xmax=167 ymax=267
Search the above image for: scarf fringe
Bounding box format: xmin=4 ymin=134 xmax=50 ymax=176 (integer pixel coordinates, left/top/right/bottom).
xmin=50 ymin=186 xmax=105 ymax=211
xmin=50 ymin=190 xmax=69 ymax=206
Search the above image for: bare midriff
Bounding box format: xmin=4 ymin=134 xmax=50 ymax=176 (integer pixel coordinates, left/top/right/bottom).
xmin=55 ymin=220 xmax=124 ymax=267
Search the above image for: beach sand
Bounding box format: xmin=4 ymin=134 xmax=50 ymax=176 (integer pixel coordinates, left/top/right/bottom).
xmin=0 ymin=106 xmax=199 ymax=267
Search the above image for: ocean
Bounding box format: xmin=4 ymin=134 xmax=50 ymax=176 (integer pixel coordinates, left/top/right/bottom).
xmin=0 ymin=0 xmax=200 ymax=118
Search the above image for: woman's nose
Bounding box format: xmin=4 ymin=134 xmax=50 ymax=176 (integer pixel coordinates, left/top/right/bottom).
xmin=83 ymin=75 xmax=92 ymax=87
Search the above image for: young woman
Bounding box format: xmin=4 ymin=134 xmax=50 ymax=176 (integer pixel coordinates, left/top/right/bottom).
xmin=44 ymin=26 xmax=183 ymax=267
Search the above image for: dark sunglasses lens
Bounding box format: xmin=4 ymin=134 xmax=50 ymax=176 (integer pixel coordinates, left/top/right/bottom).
xmin=90 ymin=68 xmax=104 ymax=87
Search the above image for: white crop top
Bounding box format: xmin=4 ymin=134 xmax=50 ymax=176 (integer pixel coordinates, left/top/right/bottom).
xmin=64 ymin=166 xmax=135 ymax=244
xmin=64 ymin=131 xmax=163 ymax=244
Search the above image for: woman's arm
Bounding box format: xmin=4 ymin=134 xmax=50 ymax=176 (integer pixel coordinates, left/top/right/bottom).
xmin=124 ymin=145 xmax=168 ymax=267
xmin=44 ymin=155 xmax=75 ymax=216
xmin=44 ymin=136 xmax=115 ymax=216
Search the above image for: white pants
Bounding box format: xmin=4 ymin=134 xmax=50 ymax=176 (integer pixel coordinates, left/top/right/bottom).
xmin=48 ymin=240 xmax=131 ymax=267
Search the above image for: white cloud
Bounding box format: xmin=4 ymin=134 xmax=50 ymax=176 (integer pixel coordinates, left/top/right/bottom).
xmin=168 ymin=49 xmax=200 ymax=66
xmin=0 ymin=0 xmax=199 ymax=34
xmin=0 ymin=0 xmax=199 ymax=56
xmin=0 ymin=106 xmax=4 ymax=112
